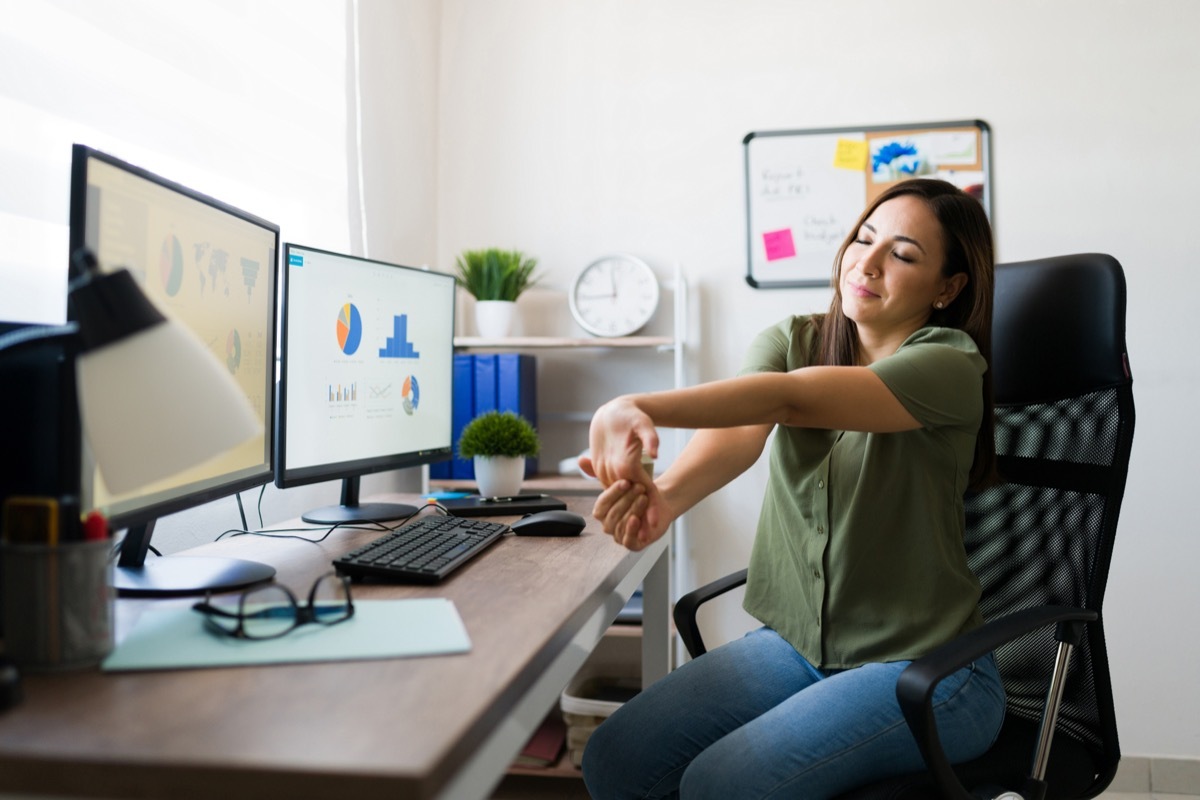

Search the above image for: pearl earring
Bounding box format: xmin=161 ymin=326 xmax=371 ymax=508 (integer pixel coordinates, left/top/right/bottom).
xmin=934 ymin=301 xmax=945 ymax=309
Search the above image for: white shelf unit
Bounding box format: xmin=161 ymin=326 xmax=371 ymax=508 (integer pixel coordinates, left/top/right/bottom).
xmin=429 ymin=260 xmax=691 ymax=648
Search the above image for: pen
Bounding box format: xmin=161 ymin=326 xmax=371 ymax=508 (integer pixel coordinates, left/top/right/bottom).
xmin=479 ymin=494 xmax=549 ymax=503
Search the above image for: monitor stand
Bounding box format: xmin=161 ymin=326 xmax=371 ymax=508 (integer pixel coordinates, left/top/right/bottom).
xmin=300 ymin=475 xmax=417 ymax=525
xmin=115 ymin=519 xmax=276 ymax=598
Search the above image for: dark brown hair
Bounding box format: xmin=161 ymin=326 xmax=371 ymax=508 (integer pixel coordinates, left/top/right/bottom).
xmin=813 ymin=178 xmax=996 ymax=489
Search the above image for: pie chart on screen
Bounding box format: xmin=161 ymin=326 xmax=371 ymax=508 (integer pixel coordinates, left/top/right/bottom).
xmin=337 ymin=303 xmax=362 ymax=355
xmin=402 ymin=375 xmax=419 ymax=414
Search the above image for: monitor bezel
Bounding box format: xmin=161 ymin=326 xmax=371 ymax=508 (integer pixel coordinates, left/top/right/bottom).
xmin=274 ymin=243 xmax=456 ymax=492
xmin=68 ymin=144 xmax=280 ymax=532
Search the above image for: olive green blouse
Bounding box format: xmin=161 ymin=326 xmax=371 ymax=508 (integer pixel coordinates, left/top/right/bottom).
xmin=738 ymin=316 xmax=986 ymax=668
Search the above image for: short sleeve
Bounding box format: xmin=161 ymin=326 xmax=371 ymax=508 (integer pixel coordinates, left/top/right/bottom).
xmin=738 ymin=316 xmax=817 ymax=376
xmin=868 ymin=327 xmax=986 ymax=430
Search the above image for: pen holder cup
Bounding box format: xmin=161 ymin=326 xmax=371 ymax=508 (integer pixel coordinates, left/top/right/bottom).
xmin=1 ymin=540 xmax=114 ymax=671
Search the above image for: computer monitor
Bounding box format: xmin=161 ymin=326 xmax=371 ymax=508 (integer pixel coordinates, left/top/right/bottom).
xmin=69 ymin=144 xmax=279 ymax=597
xmin=275 ymin=244 xmax=455 ymax=524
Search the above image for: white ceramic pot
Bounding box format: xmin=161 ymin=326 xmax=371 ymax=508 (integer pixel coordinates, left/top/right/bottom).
xmin=473 ymin=455 xmax=524 ymax=498
xmin=474 ymin=300 xmax=516 ymax=338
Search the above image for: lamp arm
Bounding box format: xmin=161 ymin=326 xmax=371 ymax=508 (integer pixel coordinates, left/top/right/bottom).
xmin=0 ymin=323 xmax=80 ymax=355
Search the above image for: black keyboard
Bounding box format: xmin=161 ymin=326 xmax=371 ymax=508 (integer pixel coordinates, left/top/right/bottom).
xmin=332 ymin=514 xmax=509 ymax=583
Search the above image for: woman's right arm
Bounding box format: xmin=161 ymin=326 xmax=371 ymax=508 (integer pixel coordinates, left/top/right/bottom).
xmin=590 ymin=423 xmax=771 ymax=550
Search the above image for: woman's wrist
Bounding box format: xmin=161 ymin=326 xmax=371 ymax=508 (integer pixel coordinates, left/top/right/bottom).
xmin=653 ymin=476 xmax=685 ymax=524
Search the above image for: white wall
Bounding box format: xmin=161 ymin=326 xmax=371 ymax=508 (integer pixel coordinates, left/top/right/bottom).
xmin=431 ymin=0 xmax=1200 ymax=760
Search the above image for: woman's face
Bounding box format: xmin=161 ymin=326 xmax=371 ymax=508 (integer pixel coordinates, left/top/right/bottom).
xmin=839 ymin=194 xmax=965 ymax=340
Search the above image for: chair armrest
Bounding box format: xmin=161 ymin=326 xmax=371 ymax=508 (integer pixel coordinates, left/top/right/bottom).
xmin=673 ymin=568 xmax=749 ymax=657
xmin=896 ymin=604 xmax=1099 ymax=800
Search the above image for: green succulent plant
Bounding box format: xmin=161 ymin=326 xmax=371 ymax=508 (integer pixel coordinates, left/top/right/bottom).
xmin=457 ymin=410 xmax=540 ymax=459
xmin=453 ymin=248 xmax=541 ymax=301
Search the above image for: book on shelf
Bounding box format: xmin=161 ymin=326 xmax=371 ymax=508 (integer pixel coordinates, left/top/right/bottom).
xmin=513 ymin=711 xmax=567 ymax=768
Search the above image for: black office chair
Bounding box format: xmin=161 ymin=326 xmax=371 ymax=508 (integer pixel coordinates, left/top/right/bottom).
xmin=673 ymin=254 xmax=1134 ymax=800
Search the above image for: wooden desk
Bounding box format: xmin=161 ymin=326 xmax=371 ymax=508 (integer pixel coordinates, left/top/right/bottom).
xmin=0 ymin=494 xmax=670 ymax=800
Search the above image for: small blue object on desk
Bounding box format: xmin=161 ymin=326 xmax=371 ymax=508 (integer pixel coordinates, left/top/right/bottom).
xmin=422 ymin=491 xmax=474 ymax=501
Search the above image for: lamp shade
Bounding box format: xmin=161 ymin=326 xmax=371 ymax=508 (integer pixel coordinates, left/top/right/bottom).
xmin=75 ymin=320 xmax=262 ymax=496
xmin=64 ymin=251 xmax=262 ymax=497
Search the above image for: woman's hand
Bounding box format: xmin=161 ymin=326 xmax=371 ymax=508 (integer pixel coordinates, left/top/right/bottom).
xmin=590 ymin=477 xmax=676 ymax=551
xmin=580 ymin=396 xmax=659 ymax=489
xmin=578 ymin=395 xmax=669 ymax=550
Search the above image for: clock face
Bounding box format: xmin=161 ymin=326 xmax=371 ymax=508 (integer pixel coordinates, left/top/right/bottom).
xmin=569 ymin=255 xmax=660 ymax=337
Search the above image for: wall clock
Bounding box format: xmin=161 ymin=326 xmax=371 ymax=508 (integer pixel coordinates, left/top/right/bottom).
xmin=568 ymin=254 xmax=660 ymax=337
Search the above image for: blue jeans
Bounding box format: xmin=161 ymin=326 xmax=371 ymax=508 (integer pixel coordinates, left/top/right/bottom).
xmin=582 ymin=627 xmax=1005 ymax=800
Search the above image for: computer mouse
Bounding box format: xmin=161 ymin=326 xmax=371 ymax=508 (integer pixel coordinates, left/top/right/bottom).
xmin=510 ymin=509 xmax=586 ymax=537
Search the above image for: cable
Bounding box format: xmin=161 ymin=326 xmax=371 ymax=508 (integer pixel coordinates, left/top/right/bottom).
xmin=235 ymin=492 xmax=249 ymax=531
xmin=215 ymin=504 xmax=447 ymax=545
xmin=258 ymin=482 xmax=267 ymax=532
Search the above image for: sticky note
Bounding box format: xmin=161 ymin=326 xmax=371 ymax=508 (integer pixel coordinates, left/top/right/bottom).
xmin=833 ymin=139 xmax=869 ymax=171
xmin=763 ymin=229 xmax=796 ymax=262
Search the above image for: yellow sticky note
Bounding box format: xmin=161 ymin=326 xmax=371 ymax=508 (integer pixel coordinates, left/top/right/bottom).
xmin=833 ymin=139 xmax=869 ymax=171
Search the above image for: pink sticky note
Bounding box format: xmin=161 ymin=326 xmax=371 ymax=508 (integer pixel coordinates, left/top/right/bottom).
xmin=763 ymin=228 xmax=796 ymax=261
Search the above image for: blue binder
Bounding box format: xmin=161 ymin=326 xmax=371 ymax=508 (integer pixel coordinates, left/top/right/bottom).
xmin=496 ymin=354 xmax=538 ymax=476
xmin=473 ymin=354 xmax=498 ymax=417
xmin=449 ymin=354 xmax=477 ymax=479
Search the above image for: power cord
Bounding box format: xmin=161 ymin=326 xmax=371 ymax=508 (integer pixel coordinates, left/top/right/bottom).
xmin=235 ymin=492 xmax=249 ymax=531
xmin=215 ymin=502 xmax=449 ymax=545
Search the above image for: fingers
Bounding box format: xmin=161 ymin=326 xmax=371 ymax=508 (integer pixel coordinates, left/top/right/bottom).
xmin=577 ymin=455 xmax=596 ymax=479
xmin=593 ymin=480 xmax=644 ymax=531
xmin=591 ymin=480 xmax=654 ymax=548
xmin=617 ymin=515 xmax=646 ymax=551
xmin=638 ymin=425 xmax=661 ymax=461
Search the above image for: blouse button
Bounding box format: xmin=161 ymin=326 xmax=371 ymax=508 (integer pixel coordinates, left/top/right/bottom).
xmin=818 ymin=480 xmax=825 ymax=489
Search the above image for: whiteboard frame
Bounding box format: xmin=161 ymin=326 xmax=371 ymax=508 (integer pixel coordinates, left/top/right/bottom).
xmin=744 ymin=120 xmax=991 ymax=289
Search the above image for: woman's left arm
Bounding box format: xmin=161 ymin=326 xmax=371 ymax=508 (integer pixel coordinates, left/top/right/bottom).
xmin=621 ymin=366 xmax=921 ymax=434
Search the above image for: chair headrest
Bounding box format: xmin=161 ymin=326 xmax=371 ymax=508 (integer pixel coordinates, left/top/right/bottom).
xmin=992 ymin=253 xmax=1129 ymax=405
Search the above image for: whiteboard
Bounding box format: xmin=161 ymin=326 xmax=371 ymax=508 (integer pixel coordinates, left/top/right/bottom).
xmin=744 ymin=121 xmax=991 ymax=288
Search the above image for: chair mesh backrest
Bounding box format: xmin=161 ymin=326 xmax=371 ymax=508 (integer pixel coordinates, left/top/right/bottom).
xmin=963 ymin=255 xmax=1133 ymax=766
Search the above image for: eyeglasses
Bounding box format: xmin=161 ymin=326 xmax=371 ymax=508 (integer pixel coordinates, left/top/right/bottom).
xmin=192 ymin=572 xmax=355 ymax=640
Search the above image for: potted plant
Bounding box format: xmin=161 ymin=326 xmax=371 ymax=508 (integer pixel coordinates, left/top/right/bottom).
xmin=457 ymin=410 xmax=540 ymax=498
xmin=454 ymin=248 xmax=541 ymax=338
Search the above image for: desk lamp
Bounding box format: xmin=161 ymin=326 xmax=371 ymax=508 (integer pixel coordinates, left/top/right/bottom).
xmin=0 ymin=249 xmax=274 ymax=590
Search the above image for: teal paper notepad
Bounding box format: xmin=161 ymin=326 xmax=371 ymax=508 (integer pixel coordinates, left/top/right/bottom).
xmin=102 ymin=598 xmax=471 ymax=672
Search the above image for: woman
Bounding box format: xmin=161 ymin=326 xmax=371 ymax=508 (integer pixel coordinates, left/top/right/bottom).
xmin=578 ymin=179 xmax=1005 ymax=800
